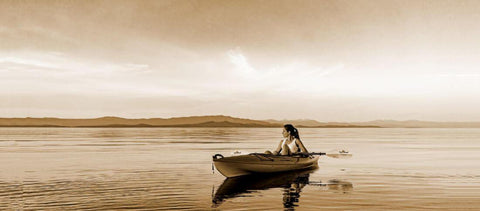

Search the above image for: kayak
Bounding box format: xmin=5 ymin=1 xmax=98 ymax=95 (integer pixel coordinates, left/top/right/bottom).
xmin=212 ymin=153 xmax=320 ymax=177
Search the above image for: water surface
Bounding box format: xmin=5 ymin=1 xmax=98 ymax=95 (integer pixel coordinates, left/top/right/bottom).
xmin=1 ymin=128 xmax=479 ymax=210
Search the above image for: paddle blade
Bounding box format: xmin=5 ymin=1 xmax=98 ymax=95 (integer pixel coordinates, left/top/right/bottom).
xmin=326 ymin=150 xmax=352 ymax=159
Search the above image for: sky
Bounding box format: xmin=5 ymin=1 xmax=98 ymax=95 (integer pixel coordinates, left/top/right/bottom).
xmin=1 ymin=0 xmax=480 ymax=121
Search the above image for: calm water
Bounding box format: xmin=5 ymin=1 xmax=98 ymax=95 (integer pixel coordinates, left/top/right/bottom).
xmin=1 ymin=128 xmax=479 ymax=210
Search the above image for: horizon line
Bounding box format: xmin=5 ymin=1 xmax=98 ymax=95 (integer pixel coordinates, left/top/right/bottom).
xmin=2 ymin=115 xmax=480 ymax=123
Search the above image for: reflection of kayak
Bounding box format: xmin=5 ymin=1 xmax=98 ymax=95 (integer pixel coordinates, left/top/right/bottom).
xmin=212 ymin=153 xmax=320 ymax=177
xmin=212 ymin=169 xmax=315 ymax=208
xmin=212 ymin=168 xmax=353 ymax=209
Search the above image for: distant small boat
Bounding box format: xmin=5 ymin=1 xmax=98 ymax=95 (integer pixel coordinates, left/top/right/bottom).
xmin=212 ymin=153 xmax=320 ymax=177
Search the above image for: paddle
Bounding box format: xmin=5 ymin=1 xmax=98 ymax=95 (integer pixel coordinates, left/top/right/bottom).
xmin=302 ymin=150 xmax=352 ymax=159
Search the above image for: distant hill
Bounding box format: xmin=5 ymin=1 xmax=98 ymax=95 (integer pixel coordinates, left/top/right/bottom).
xmin=354 ymin=120 xmax=480 ymax=128
xmin=264 ymin=119 xmax=480 ymax=128
xmin=264 ymin=119 xmax=379 ymax=128
xmin=0 ymin=115 xmax=279 ymax=127
xmin=265 ymin=119 xmax=326 ymax=127
xmin=1 ymin=116 xmax=479 ymax=128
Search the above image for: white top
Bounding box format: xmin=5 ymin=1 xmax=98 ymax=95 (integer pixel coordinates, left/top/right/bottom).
xmin=282 ymin=138 xmax=299 ymax=153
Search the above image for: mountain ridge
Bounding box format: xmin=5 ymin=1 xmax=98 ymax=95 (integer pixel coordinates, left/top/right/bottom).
xmin=1 ymin=115 xmax=480 ymax=128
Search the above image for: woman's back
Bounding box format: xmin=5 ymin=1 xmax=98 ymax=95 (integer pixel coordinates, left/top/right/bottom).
xmin=282 ymin=138 xmax=299 ymax=153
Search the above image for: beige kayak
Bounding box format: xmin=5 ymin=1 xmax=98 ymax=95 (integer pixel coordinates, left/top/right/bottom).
xmin=213 ymin=153 xmax=320 ymax=177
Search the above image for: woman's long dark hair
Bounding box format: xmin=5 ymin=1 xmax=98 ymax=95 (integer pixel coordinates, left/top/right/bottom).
xmin=284 ymin=124 xmax=300 ymax=139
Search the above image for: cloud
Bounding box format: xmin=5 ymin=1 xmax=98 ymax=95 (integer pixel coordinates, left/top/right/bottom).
xmin=224 ymin=49 xmax=341 ymax=94
xmin=227 ymin=49 xmax=255 ymax=73
xmin=0 ymin=56 xmax=60 ymax=70
xmin=0 ymin=51 xmax=161 ymax=96
xmin=1 ymin=51 xmax=153 ymax=72
xmin=437 ymin=73 xmax=480 ymax=78
xmin=0 ymin=51 xmax=151 ymax=75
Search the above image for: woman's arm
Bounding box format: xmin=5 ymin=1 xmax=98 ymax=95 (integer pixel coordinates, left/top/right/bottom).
xmin=296 ymin=139 xmax=309 ymax=153
xmin=273 ymin=140 xmax=283 ymax=155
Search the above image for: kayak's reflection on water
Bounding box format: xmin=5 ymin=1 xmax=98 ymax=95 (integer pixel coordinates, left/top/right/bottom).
xmin=212 ymin=169 xmax=353 ymax=209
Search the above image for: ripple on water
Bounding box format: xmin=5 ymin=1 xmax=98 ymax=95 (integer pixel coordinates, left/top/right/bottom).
xmin=0 ymin=170 xmax=206 ymax=210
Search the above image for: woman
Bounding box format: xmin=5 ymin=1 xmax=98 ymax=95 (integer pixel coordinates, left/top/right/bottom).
xmin=266 ymin=124 xmax=309 ymax=155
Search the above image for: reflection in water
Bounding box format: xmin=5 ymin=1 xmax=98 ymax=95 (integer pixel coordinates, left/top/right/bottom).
xmin=282 ymin=173 xmax=309 ymax=210
xmin=212 ymin=169 xmax=353 ymax=209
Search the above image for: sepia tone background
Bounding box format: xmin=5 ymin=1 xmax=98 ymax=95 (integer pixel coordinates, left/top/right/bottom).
xmin=2 ymin=1 xmax=480 ymax=210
